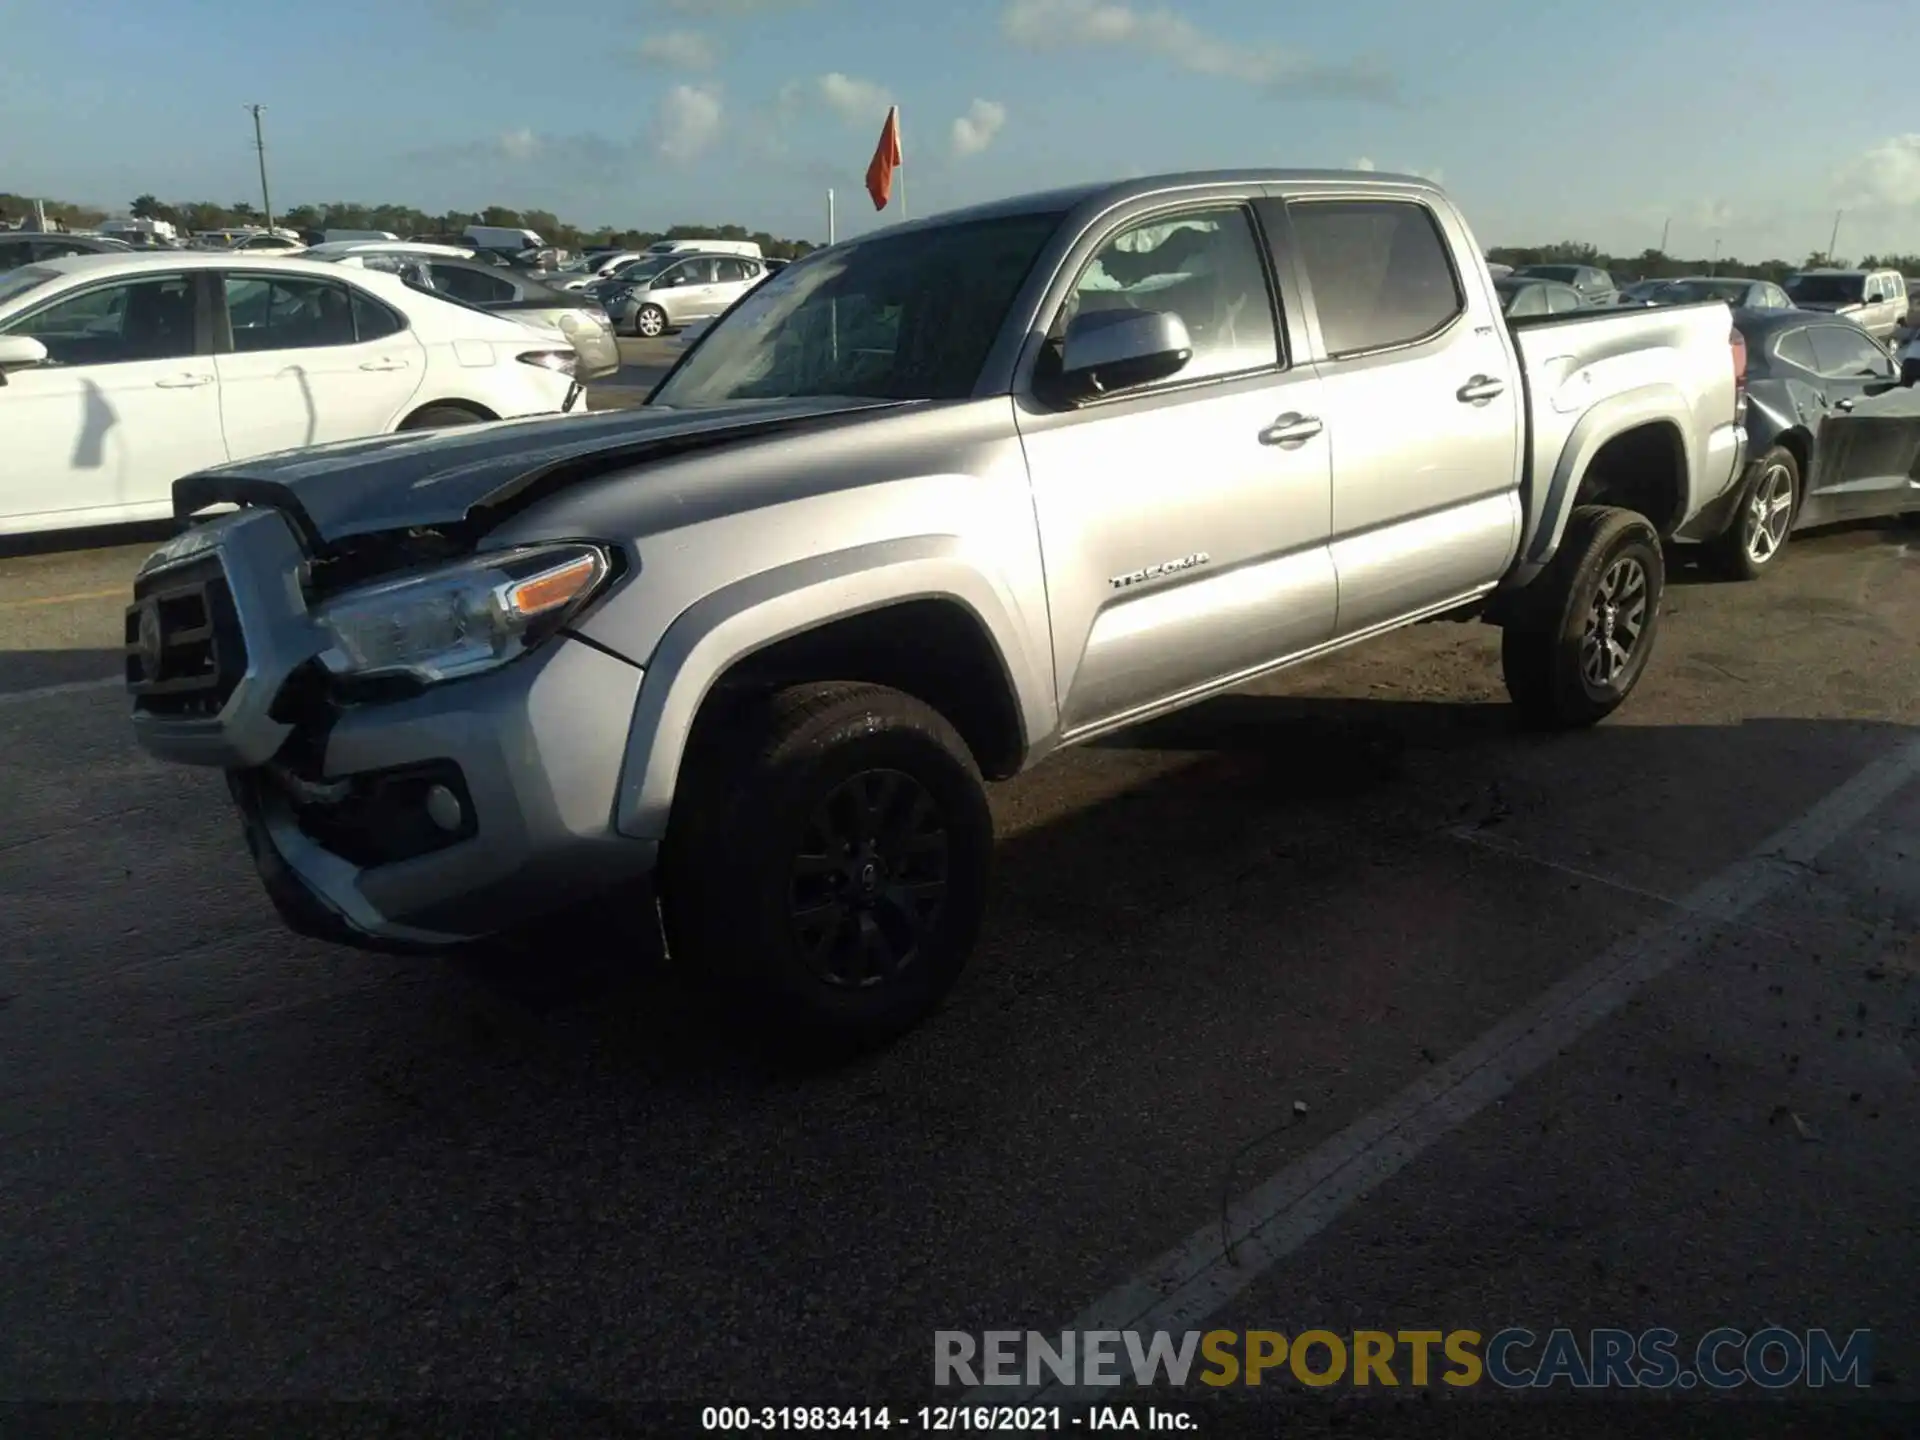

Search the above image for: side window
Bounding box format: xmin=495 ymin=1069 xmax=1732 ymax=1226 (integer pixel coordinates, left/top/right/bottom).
xmin=656 ymin=262 xmax=690 ymax=288
xmin=1772 ymin=328 xmax=1816 ymax=370
xmin=2 ymin=275 xmax=198 ymax=365
xmin=1057 ymin=206 xmax=1278 ymax=384
xmin=1507 ymin=286 xmax=1546 ymax=318
xmin=28 ymin=240 xmax=91 ymax=262
xmin=428 ymin=264 xmax=514 ymax=304
xmin=223 ymin=275 xmax=357 ymax=352
xmin=351 ymin=288 xmax=406 ymax=342
xmin=1288 ymin=199 xmax=1464 ymax=357
xmin=1546 ymin=285 xmax=1584 ymax=314
xmin=0 ymin=240 xmax=29 ymax=272
xmin=715 ymin=258 xmax=752 ymax=283
xmin=1808 ymin=326 xmax=1889 ymax=378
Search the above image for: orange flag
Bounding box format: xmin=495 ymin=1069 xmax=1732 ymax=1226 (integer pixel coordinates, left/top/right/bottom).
xmin=865 ymin=105 xmax=902 ymax=211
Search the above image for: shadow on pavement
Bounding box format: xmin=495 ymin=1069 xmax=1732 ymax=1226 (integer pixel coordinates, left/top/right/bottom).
xmin=0 ymin=519 xmax=171 ymax=562
xmin=2 ymin=654 xmax=1916 ymax=1400
xmin=0 ymin=645 xmax=124 ymax=696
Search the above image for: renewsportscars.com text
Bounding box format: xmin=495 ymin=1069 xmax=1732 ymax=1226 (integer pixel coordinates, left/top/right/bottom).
xmin=936 ymin=1327 xmax=1874 ymax=1391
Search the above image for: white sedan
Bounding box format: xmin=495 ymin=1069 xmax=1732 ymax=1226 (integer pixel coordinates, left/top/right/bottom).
xmin=0 ymin=251 xmax=587 ymax=537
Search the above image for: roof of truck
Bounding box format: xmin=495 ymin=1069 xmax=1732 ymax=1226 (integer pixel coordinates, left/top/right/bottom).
xmin=861 ymin=168 xmax=1442 ymax=238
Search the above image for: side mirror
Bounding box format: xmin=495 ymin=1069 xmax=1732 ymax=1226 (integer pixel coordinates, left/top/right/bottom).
xmin=0 ymin=333 xmax=48 ymax=383
xmin=1056 ymin=308 xmax=1193 ymax=400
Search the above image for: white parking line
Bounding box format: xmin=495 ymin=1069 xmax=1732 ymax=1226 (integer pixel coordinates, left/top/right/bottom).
xmin=967 ymin=733 xmax=1920 ymax=1408
xmin=0 ymin=676 xmax=121 ymax=708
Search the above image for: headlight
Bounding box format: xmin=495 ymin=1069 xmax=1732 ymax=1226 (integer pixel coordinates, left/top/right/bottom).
xmin=518 ymin=348 xmax=578 ymax=376
xmin=314 ymin=543 xmax=615 ymax=687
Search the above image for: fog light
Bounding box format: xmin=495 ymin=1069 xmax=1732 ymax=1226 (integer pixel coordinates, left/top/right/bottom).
xmin=425 ymin=783 xmax=465 ymax=833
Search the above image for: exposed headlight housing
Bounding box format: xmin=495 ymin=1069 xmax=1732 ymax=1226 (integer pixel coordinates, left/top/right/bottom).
xmin=314 ymin=543 xmax=616 ymax=689
xmin=518 ymin=348 xmax=578 ymax=376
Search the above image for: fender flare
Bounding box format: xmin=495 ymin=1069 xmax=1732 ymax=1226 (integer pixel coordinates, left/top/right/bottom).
xmin=610 ymin=534 xmax=1056 ymax=841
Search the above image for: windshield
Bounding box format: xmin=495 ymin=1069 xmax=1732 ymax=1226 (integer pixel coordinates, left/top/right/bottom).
xmin=652 ymin=210 xmax=1064 ymax=407
xmin=0 ymin=266 xmax=59 ymax=308
xmin=1785 ymin=273 xmax=1865 ymax=304
xmin=1655 ymin=279 xmax=1748 ymax=304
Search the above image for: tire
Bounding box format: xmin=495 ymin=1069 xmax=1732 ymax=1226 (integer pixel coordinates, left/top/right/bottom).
xmin=659 ymin=682 xmax=993 ymax=1055
xmin=633 ymin=304 xmax=668 ymax=339
xmin=399 ymin=404 xmax=484 ymax=431
xmin=1704 ymin=445 xmax=1799 ymax=581
xmin=1500 ymin=505 xmax=1665 ymax=730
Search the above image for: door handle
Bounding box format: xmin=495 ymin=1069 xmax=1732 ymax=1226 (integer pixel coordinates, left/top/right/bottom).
xmin=1259 ymin=412 xmax=1324 ymax=447
xmin=359 ymin=357 xmax=410 ymax=372
xmin=1457 ymin=375 xmax=1506 ymax=403
xmin=154 ymin=374 xmax=214 ymax=389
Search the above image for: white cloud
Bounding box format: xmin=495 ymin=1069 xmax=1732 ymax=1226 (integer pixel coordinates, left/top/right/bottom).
xmin=637 ymin=30 xmax=717 ymax=70
xmin=653 ymin=83 xmax=723 ymax=163
xmin=1833 ymin=133 xmax=1920 ymax=210
xmin=950 ymin=99 xmax=1007 ymax=159
xmin=814 ymin=72 xmax=893 ymax=124
xmin=1350 ymin=156 xmax=1375 ymax=171
xmin=498 ymin=127 xmax=540 ymax=160
xmin=1346 ymin=156 xmax=1442 ymax=183
xmin=1002 ymin=0 xmax=1399 ymax=102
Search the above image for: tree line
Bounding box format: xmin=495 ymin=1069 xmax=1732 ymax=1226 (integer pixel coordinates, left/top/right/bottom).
xmin=0 ymin=193 xmax=819 ymax=259
xmin=1489 ymin=241 xmax=1920 ymax=283
xmin=5 ymin=193 xmax=1915 ymax=278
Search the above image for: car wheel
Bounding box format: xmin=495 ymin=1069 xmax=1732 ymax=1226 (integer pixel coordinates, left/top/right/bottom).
xmin=1501 ymin=505 xmax=1665 ymax=730
xmin=634 ymin=304 xmax=667 ymax=339
xmin=660 ymin=682 xmax=993 ymax=1056
xmin=1705 ymin=445 xmax=1799 ymax=581
xmin=399 ymin=404 xmax=484 ymax=431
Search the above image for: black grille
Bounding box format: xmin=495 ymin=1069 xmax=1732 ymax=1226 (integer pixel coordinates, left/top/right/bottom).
xmin=125 ymin=556 xmax=250 ymax=718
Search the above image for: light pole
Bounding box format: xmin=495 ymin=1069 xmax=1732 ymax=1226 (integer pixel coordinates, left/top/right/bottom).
xmin=244 ymin=104 xmax=274 ymax=230
xmin=1827 ymin=210 xmax=1842 ymax=264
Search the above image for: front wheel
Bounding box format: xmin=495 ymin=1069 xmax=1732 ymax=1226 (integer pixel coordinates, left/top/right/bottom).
xmin=1705 ymin=445 xmax=1798 ymax=581
xmin=660 ymin=683 xmax=994 ymax=1055
xmin=1501 ymin=505 xmax=1665 ymax=729
xmin=633 ymin=304 xmax=667 ymax=338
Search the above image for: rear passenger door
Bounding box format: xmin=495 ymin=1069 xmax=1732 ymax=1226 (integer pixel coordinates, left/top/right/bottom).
xmin=1804 ymin=324 xmax=1920 ymax=519
xmin=1271 ymin=194 xmax=1521 ymax=639
xmin=213 ymin=272 xmax=424 ymax=458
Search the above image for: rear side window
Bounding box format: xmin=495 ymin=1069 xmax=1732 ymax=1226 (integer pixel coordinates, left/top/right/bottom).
xmin=1288 ymin=199 xmax=1463 ymax=357
xmin=428 ymin=264 xmax=515 ymax=305
xmin=1808 ymin=325 xmax=1889 ymax=378
xmin=224 ymin=275 xmax=357 ymax=352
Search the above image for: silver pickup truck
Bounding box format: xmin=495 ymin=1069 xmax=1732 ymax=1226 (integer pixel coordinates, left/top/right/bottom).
xmin=126 ymin=170 xmax=1748 ymax=1050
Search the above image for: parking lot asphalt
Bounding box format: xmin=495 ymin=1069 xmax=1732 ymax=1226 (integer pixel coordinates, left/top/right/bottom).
xmin=1 ymin=468 xmax=1916 ymax=1426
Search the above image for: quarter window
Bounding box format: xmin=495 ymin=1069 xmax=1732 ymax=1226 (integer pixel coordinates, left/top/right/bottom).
xmin=1771 ymin=328 xmax=1816 ymax=370
xmin=1288 ymin=199 xmax=1464 ymax=357
xmin=427 ymin=263 xmax=515 ymax=304
xmin=1058 ymin=206 xmax=1279 ymax=384
xmin=3 ymin=275 xmax=198 ymax=365
xmin=224 ymin=275 xmax=357 ymax=351
xmin=350 ymin=288 xmax=406 ymax=341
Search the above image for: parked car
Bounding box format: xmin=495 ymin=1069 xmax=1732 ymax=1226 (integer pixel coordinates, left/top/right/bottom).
xmin=1691 ymin=307 xmax=1920 ymax=579
xmin=0 ymin=252 xmax=585 ymax=536
xmin=299 ymin=240 xmax=478 ymax=263
xmin=640 ymin=238 xmax=764 ymax=261
xmin=0 ymin=232 xmax=134 ymax=271
xmin=592 ymin=251 xmax=769 ymax=336
xmin=122 ymin=169 xmax=1749 ymax=1050
xmin=541 ymin=251 xmax=646 ymax=292
xmin=1509 ymin=263 xmax=1618 ymax=307
xmin=1613 ymin=278 xmax=1670 ymax=306
xmin=1781 ymin=268 xmax=1907 ymax=342
xmin=1645 ymin=276 xmax=1795 ymax=312
xmin=329 ymin=251 xmax=620 ymax=381
xmin=1494 ymin=276 xmax=1586 ymax=317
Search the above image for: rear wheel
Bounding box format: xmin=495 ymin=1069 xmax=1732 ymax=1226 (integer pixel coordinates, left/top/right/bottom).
xmin=399 ymin=404 xmax=485 ymax=431
xmin=1705 ymin=445 xmax=1798 ymax=581
xmin=660 ymin=683 xmax=993 ymax=1056
xmin=634 ymin=304 xmax=668 ymax=338
xmin=1501 ymin=505 xmax=1665 ymax=729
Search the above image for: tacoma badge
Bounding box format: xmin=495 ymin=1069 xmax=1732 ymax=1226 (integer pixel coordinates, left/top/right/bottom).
xmin=1109 ymin=552 xmax=1211 ymax=590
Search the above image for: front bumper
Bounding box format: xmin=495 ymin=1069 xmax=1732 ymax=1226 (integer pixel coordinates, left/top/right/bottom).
xmin=128 ymin=512 xmax=658 ymax=948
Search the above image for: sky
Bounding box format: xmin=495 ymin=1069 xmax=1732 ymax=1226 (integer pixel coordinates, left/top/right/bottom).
xmin=3 ymin=0 xmax=1918 ymax=260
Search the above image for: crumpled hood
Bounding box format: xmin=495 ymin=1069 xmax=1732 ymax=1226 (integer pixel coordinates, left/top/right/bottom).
xmin=171 ymin=397 xmax=908 ymax=549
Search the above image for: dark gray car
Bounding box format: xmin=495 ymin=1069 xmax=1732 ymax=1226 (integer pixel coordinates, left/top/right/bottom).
xmin=0 ymin=232 xmax=133 ymax=272
xmin=1648 ymin=276 xmax=1794 ymax=312
xmin=1510 ymin=262 xmax=1617 ymax=307
xmin=1694 ymin=307 xmax=1920 ymax=578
